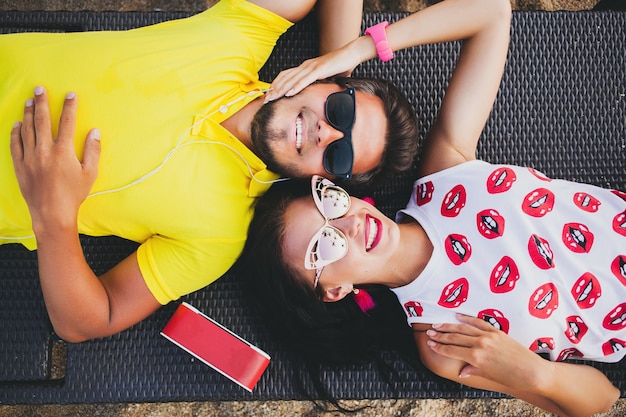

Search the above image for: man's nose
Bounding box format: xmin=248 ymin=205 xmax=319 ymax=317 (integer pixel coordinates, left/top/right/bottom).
xmin=317 ymin=119 xmax=344 ymax=147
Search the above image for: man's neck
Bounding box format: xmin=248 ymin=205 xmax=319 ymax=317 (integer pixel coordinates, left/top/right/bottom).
xmin=220 ymin=96 xmax=265 ymax=151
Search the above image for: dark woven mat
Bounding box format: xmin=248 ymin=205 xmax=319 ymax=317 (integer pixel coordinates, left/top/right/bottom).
xmin=0 ymin=10 xmax=624 ymax=404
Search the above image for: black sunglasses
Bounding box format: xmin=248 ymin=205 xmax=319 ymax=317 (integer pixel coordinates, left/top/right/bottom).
xmin=324 ymin=87 xmax=356 ymax=180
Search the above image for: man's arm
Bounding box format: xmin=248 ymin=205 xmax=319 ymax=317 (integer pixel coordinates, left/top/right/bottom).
xmin=10 ymin=88 xmax=161 ymax=342
xmin=415 ymin=315 xmax=619 ymax=417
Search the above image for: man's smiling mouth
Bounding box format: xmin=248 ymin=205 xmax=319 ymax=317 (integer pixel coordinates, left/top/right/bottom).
xmin=296 ymin=114 xmax=303 ymax=153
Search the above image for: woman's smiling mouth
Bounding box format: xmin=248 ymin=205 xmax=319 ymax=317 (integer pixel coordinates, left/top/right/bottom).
xmin=365 ymin=214 xmax=382 ymax=251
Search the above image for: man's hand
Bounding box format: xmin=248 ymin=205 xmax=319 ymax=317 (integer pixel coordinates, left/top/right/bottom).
xmin=10 ymin=87 xmax=101 ymax=234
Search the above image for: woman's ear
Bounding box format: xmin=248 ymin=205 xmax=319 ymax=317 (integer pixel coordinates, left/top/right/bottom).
xmin=322 ymin=284 xmax=353 ymax=302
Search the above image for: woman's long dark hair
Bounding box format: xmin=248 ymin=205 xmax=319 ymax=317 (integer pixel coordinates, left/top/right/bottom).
xmin=235 ymin=178 xmax=420 ymax=410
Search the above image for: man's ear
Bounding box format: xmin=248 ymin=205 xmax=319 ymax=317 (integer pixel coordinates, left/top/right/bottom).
xmin=322 ymin=284 xmax=353 ymax=302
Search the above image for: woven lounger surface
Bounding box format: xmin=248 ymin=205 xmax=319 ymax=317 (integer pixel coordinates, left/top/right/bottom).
xmin=0 ymin=10 xmax=624 ymax=404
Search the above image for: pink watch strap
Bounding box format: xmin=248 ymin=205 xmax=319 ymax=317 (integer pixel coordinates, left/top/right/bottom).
xmin=365 ymin=21 xmax=393 ymax=62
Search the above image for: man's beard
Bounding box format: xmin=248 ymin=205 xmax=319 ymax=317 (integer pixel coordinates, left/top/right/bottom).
xmin=250 ymin=100 xmax=299 ymax=177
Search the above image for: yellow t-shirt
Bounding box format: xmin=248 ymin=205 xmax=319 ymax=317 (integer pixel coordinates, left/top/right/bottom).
xmin=0 ymin=0 xmax=292 ymax=303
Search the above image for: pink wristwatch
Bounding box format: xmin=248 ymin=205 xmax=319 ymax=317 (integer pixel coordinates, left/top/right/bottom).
xmin=365 ymin=21 xmax=393 ymax=62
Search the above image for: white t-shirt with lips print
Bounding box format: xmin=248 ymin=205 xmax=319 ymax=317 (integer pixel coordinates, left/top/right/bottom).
xmin=391 ymin=160 xmax=626 ymax=363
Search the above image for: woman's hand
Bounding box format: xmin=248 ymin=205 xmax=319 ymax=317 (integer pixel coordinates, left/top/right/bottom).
xmin=10 ymin=87 xmax=101 ymax=234
xmin=425 ymin=313 xmax=548 ymax=392
xmin=265 ymin=41 xmax=366 ymax=103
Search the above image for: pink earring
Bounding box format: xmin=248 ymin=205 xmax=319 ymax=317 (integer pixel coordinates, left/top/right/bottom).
xmin=353 ymin=288 xmax=375 ymax=313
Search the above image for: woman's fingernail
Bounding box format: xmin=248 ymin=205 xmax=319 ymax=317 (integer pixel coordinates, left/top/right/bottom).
xmin=25 ymin=98 xmax=34 ymax=107
xmin=426 ymin=329 xmax=436 ymax=337
xmin=34 ymin=86 xmax=45 ymax=96
xmin=92 ymin=128 xmax=101 ymax=141
xmin=66 ymin=91 xmax=76 ymax=100
xmin=13 ymin=121 xmax=21 ymax=129
xmin=432 ymin=323 xmax=442 ymax=329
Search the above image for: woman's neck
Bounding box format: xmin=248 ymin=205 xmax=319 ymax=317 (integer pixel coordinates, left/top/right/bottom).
xmin=385 ymin=219 xmax=433 ymax=289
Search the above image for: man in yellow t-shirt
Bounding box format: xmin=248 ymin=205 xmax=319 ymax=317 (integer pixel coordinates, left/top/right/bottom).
xmin=4 ymin=0 xmax=419 ymax=341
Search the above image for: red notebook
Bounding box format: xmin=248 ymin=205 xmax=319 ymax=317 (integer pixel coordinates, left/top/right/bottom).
xmin=161 ymin=302 xmax=271 ymax=392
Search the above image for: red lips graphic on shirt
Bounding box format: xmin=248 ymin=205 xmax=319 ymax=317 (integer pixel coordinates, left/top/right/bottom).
xmin=478 ymin=308 xmax=510 ymax=334
xmin=404 ymin=301 xmax=424 ymax=318
xmin=611 ymin=190 xmax=626 ymax=202
xmin=486 ymin=167 xmax=516 ymax=194
xmin=440 ymin=184 xmax=466 ymax=218
xmin=528 ymin=283 xmax=559 ymax=319
xmin=489 ymin=256 xmax=520 ymax=293
xmin=602 ymin=338 xmax=626 ymax=356
xmin=564 ymin=315 xmax=589 ymax=344
xmin=603 ymin=303 xmax=626 ymax=331
xmin=416 ymin=181 xmax=434 ymax=206
xmin=444 ymin=234 xmax=472 ymax=265
xmin=557 ymin=348 xmax=583 ymax=361
xmin=476 ymin=209 xmax=505 ymax=239
xmin=438 ymin=277 xmax=469 ymax=309
xmin=562 ymin=222 xmax=594 ymax=253
xmin=611 ymin=255 xmax=626 ymax=286
xmin=613 ymin=210 xmax=626 ymax=237
xmin=570 ymin=272 xmax=601 ymax=309
xmin=527 ymin=168 xmax=552 ymax=182
xmin=522 ymin=188 xmax=555 ymax=218
xmin=573 ymin=192 xmax=601 ymax=213
xmin=528 ymin=234 xmax=555 ymax=270
xmin=529 ymin=337 xmax=555 ymax=353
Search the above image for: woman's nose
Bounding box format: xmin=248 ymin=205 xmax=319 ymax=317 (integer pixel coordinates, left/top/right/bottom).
xmin=329 ymin=214 xmax=359 ymax=238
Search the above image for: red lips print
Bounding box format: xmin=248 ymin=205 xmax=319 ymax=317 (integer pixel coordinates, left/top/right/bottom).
xmin=562 ymin=222 xmax=594 ymax=254
xmin=573 ymin=192 xmax=601 ymax=213
xmin=529 ymin=337 xmax=555 ymax=353
xmin=602 ymin=338 xmax=626 ymax=356
xmin=564 ymin=315 xmax=589 ymax=344
xmin=522 ymin=188 xmax=555 ymax=218
xmin=416 ymin=181 xmax=434 ymax=206
xmin=602 ymin=303 xmax=626 ymax=331
xmin=404 ymin=301 xmax=424 ymax=318
xmin=437 ymin=277 xmax=469 ymax=309
xmin=528 ymin=234 xmax=555 ymax=270
xmin=613 ymin=210 xmax=626 ymax=237
xmin=489 ymin=256 xmax=520 ymax=293
xmin=570 ymin=272 xmax=601 ymax=309
xmin=486 ymin=167 xmax=516 ymax=194
xmin=444 ymin=234 xmax=472 ymax=265
xmin=528 ymin=283 xmax=559 ymax=319
xmin=611 ymin=255 xmax=626 ymax=286
xmin=476 ymin=209 xmax=505 ymax=239
xmin=440 ymin=184 xmax=466 ymax=218
xmin=478 ymin=308 xmax=510 ymax=334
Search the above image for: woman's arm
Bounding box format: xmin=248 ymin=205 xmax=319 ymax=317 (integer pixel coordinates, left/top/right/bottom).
xmin=10 ymin=88 xmax=161 ymax=342
xmin=415 ymin=315 xmax=619 ymax=417
xmin=316 ymin=0 xmax=363 ymax=56
xmin=265 ymin=0 xmax=510 ymax=106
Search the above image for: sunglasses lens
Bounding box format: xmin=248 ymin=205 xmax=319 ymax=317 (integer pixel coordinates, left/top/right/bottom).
xmin=320 ymin=185 xmax=351 ymax=219
xmin=315 ymin=226 xmax=348 ymax=264
xmin=324 ymin=139 xmax=354 ymax=177
xmin=326 ymin=92 xmax=355 ymax=130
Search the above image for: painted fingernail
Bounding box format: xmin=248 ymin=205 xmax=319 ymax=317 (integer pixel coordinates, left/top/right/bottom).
xmin=34 ymin=86 xmax=44 ymax=96
xmin=25 ymin=98 xmax=34 ymax=107
xmin=432 ymin=323 xmax=442 ymax=329
xmin=426 ymin=340 xmax=436 ymax=347
xmin=92 ymin=128 xmax=101 ymax=141
xmin=13 ymin=121 xmax=20 ymax=128
xmin=66 ymin=92 xmax=76 ymax=100
xmin=426 ymin=329 xmax=436 ymax=337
